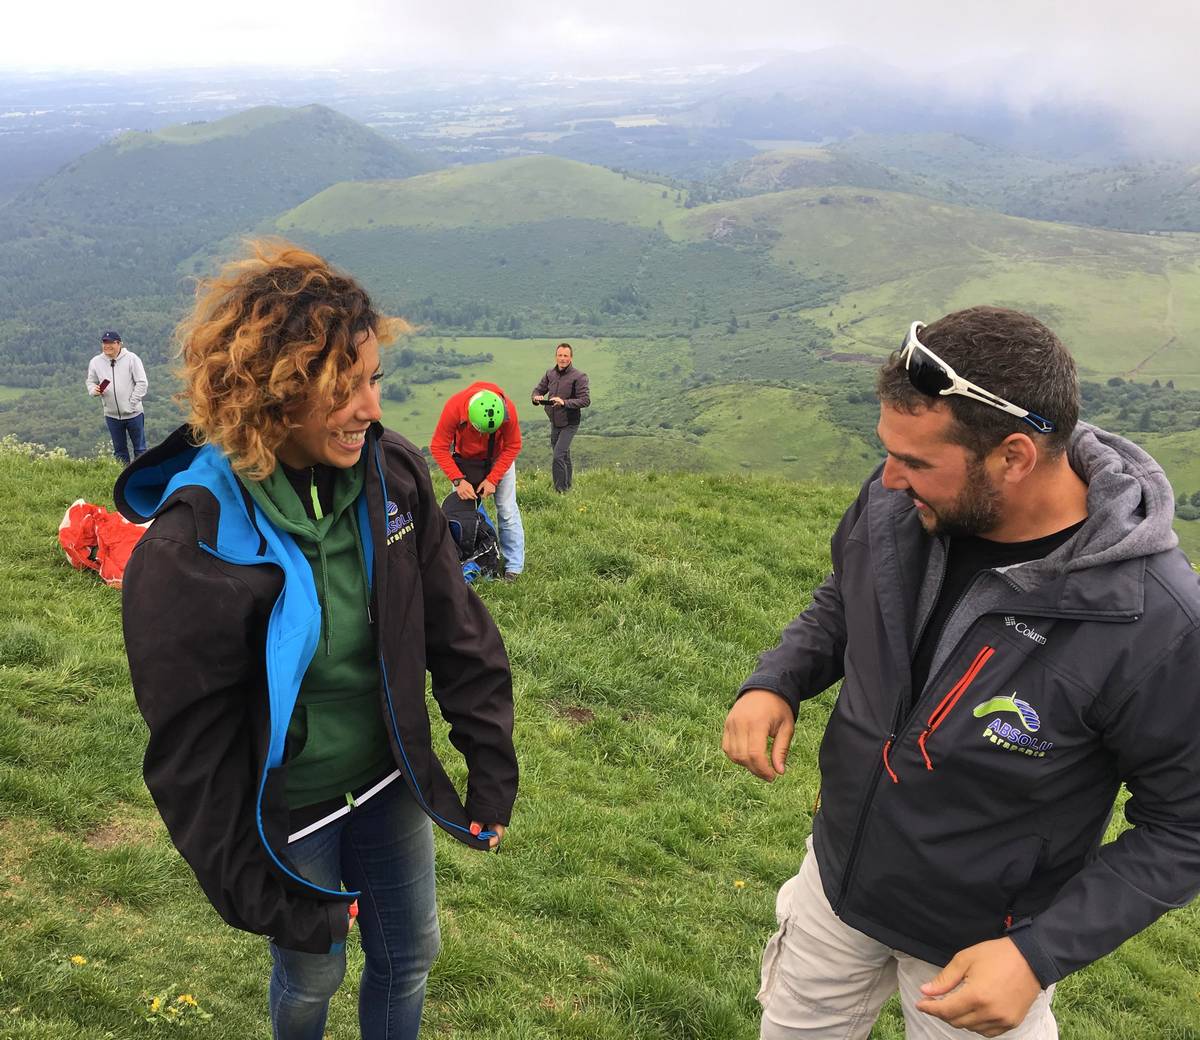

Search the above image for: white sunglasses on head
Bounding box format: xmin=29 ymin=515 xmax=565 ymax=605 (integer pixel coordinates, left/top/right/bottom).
xmin=899 ymin=321 xmax=1056 ymax=435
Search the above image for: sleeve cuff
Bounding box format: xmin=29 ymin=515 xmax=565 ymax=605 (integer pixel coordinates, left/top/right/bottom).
xmin=465 ymin=799 xmax=513 ymax=827
xmin=1006 ymin=919 xmax=1061 ymax=988
xmin=737 ymin=674 xmax=800 ymax=716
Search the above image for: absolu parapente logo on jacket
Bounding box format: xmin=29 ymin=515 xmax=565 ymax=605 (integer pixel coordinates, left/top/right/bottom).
xmin=973 ymin=693 xmax=1055 ymax=758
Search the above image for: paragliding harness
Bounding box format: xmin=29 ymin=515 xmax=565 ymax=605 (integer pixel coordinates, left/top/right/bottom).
xmin=441 ymin=437 xmax=502 ymax=583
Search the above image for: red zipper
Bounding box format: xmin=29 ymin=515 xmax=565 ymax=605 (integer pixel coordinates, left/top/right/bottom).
xmin=918 ymin=645 xmax=996 ymax=770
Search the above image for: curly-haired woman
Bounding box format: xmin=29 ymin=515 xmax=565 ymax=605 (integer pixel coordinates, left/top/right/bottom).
xmin=115 ymin=240 xmax=517 ymax=1040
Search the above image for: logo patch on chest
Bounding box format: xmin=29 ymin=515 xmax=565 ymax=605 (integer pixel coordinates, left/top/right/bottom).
xmin=973 ymin=694 xmax=1055 ymax=758
xmin=1004 ymin=616 xmax=1047 ymax=645
xmin=386 ymin=500 xmax=414 ymax=546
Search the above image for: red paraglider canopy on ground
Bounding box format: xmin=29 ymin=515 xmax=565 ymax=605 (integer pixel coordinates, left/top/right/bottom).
xmin=58 ymin=499 xmax=148 ymax=589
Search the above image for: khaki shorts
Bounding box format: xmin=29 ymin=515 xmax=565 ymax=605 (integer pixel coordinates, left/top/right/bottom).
xmin=758 ymin=838 xmax=1057 ymax=1040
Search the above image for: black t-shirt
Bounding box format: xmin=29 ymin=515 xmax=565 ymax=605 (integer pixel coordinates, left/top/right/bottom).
xmin=281 ymin=462 xmax=337 ymax=521
xmin=910 ymin=520 xmax=1085 ymax=704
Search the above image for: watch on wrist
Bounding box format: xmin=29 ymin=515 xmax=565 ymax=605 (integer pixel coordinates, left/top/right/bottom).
xmin=452 ymin=478 xmax=462 ymax=487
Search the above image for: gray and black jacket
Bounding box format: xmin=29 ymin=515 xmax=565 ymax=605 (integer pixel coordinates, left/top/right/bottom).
xmin=742 ymin=424 xmax=1200 ymax=986
xmin=532 ymin=364 xmax=590 ymax=427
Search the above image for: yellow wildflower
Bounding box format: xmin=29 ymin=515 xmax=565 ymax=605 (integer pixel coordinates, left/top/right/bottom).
xmin=177 ymin=994 xmax=198 ymax=1007
xmin=149 ymin=997 xmax=161 ymax=1013
xmin=69 ymin=955 xmax=87 ymax=966
xmin=734 ymin=880 xmax=746 ymax=889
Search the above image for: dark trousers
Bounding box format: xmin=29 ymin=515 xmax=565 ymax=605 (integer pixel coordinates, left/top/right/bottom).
xmin=550 ymin=423 xmax=577 ymax=492
xmin=105 ymin=413 xmax=147 ymax=464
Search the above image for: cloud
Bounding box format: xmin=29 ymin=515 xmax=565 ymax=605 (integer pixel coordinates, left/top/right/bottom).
xmin=2 ymin=0 xmax=1197 ymax=141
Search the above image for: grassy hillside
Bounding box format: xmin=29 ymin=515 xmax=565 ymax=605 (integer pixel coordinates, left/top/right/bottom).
xmin=748 ymin=134 xmax=1200 ymax=234
xmin=2 ymin=442 xmax=1198 ymax=1038
xmin=671 ymin=187 xmax=1200 ymax=388
xmin=0 ymin=105 xmax=430 ymax=384
xmin=279 ymin=157 xmax=1200 ymax=388
xmin=18 ymin=105 xmax=427 ymax=233
xmin=279 ymin=156 xmax=678 ymax=234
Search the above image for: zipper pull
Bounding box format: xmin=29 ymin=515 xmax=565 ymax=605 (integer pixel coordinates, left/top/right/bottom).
xmin=882 ymin=734 xmax=899 ymax=784
xmin=309 ymin=468 xmax=324 ymax=520
xmin=918 ymin=728 xmax=934 ymax=771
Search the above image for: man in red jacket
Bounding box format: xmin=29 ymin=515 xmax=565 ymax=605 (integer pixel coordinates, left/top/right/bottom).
xmin=430 ymin=381 xmax=524 ymax=579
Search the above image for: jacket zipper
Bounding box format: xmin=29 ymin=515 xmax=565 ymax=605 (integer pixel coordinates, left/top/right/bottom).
xmin=369 ymin=438 xmax=489 ymax=846
xmin=835 ymin=579 xmax=1139 ymax=915
xmin=110 ymin=358 xmax=123 ymax=418
xmin=916 ymin=645 xmax=995 ymax=770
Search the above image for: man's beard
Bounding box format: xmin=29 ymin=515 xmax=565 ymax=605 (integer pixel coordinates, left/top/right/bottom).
xmin=913 ymin=457 xmax=1002 ymax=538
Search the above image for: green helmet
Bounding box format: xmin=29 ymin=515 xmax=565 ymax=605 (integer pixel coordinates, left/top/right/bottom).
xmin=467 ymin=389 xmax=506 ymax=433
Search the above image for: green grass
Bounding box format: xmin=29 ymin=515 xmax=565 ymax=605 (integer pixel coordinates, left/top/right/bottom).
xmin=1 ymin=442 xmax=1198 ymax=1038
xmin=0 ymin=384 xmax=29 ymax=403
xmin=279 ymin=157 xmax=680 ymax=235
xmin=148 ymin=106 xmax=304 ymax=146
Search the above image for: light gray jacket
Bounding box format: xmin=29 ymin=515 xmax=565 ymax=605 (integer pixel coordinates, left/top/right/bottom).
xmin=86 ymin=348 xmax=148 ymax=419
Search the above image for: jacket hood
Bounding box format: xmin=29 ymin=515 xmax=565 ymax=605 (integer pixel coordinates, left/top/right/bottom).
xmin=1062 ymin=422 xmax=1178 ymax=572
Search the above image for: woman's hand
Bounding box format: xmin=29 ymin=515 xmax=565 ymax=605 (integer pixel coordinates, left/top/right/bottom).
xmin=470 ymin=822 xmax=506 ymax=849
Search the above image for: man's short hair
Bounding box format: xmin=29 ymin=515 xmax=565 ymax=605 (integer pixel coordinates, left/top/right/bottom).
xmin=556 ymin=342 xmax=572 ymax=354
xmin=876 ymin=306 xmax=1078 ymax=459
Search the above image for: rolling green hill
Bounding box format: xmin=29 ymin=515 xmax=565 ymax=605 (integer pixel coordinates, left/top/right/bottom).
xmin=16 ymin=104 xmax=428 ymax=235
xmin=763 ymin=134 xmax=1200 ymax=235
xmin=0 ymin=105 xmax=430 ymax=385
xmin=2 ymin=443 xmax=1197 ymax=1038
xmin=670 ymin=186 xmax=1200 ymax=388
xmin=280 ymin=156 xmax=676 ymax=234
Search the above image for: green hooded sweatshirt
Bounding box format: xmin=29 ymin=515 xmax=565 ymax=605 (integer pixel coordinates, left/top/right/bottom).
xmin=241 ymin=460 xmax=393 ymax=808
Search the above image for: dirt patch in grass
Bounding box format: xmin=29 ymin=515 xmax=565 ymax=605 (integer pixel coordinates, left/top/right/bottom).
xmin=84 ymin=814 xmax=162 ymax=850
xmin=550 ymin=702 xmax=595 ymax=725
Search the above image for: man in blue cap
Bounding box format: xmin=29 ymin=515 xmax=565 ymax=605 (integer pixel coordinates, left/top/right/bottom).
xmin=86 ymin=331 xmax=149 ymax=464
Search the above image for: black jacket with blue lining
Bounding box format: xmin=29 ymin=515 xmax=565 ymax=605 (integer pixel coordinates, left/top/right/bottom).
xmin=116 ymin=424 xmax=516 ymax=953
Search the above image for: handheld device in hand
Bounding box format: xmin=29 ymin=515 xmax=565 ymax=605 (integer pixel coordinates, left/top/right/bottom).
xmin=97 ymin=379 xmax=111 ymax=392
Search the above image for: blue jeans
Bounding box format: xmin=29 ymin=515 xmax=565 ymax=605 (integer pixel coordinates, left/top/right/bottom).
xmin=105 ymin=413 xmax=146 ymax=464
xmin=492 ymin=463 xmax=525 ymax=574
xmin=269 ymin=780 xmax=439 ymax=1040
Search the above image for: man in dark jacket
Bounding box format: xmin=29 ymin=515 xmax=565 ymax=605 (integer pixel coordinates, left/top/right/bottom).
xmin=724 ymin=307 xmax=1200 ymax=1039
xmin=532 ymin=342 xmax=590 ymax=493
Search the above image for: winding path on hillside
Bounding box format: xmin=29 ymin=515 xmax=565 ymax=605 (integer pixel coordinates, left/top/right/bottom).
xmin=1126 ymin=272 xmax=1179 ymax=379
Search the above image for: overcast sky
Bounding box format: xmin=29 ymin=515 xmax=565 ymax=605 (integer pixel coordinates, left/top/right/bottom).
xmin=3 ymin=1 xmax=1197 ymax=138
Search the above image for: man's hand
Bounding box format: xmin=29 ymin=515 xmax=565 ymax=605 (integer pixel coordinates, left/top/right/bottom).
xmin=550 ymin=396 xmax=566 ymax=406
xmin=916 ymin=937 xmax=1042 ymax=1037
xmin=532 ymin=394 xmax=545 ymax=403
xmin=470 ymin=821 xmax=506 ymax=849
xmin=455 ymin=481 xmax=478 ymax=501
xmin=91 ymin=385 xmax=103 ymax=396
xmin=479 ymin=479 xmax=497 ymax=498
xmin=721 ymin=689 xmax=795 ymax=781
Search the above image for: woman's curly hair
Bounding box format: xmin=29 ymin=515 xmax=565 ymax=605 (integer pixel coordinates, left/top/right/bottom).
xmin=176 ymin=239 xmax=408 ymax=479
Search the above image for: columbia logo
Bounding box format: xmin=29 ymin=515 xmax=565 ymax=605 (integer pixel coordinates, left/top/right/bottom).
xmin=1005 ymin=617 xmax=1047 ymax=645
